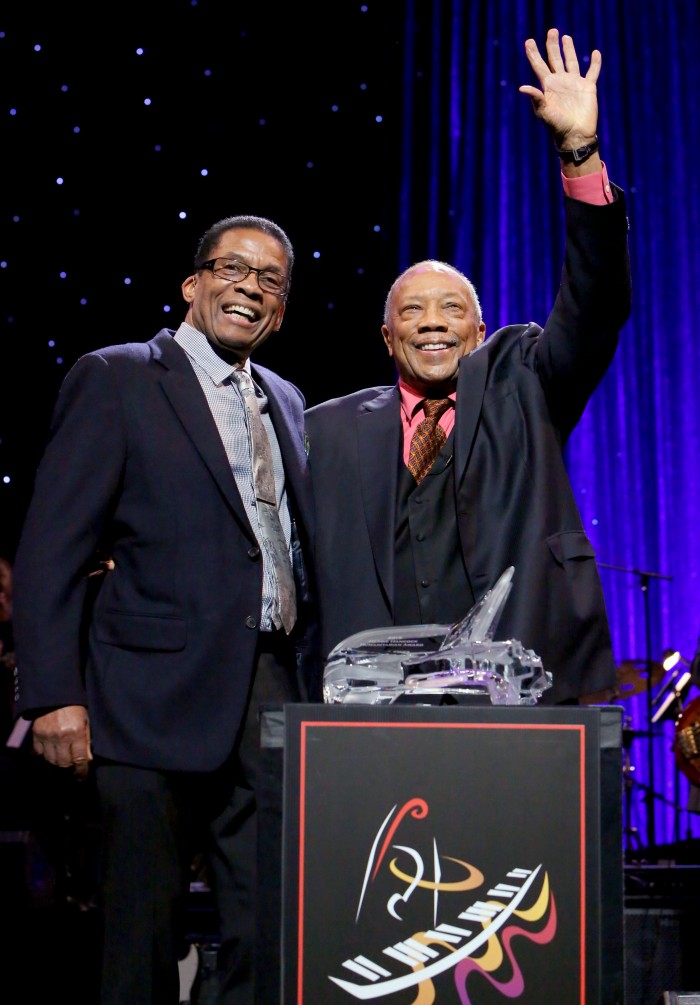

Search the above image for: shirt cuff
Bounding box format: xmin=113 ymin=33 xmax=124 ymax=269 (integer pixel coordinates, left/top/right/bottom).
xmin=561 ymin=161 xmax=614 ymax=205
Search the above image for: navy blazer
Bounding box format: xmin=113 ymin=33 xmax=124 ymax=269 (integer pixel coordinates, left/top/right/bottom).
xmin=305 ymin=190 xmax=631 ymax=705
xmin=13 ymin=330 xmax=320 ymax=770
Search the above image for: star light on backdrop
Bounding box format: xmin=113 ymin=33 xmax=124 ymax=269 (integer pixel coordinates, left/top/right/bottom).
xmin=2 ymin=1 xmax=700 ymax=855
xmin=0 ymin=2 xmax=405 ymax=555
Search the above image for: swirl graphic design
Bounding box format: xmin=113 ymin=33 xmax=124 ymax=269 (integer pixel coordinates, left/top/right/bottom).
xmin=453 ymin=874 xmax=557 ymax=1003
xmin=336 ymin=799 xmax=558 ymax=1003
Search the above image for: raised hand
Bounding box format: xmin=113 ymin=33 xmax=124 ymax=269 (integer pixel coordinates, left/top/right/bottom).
xmin=519 ymin=28 xmax=600 ymax=149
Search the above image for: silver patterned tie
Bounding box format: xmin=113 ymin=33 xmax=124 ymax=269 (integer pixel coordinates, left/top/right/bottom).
xmin=232 ymin=368 xmax=297 ymax=634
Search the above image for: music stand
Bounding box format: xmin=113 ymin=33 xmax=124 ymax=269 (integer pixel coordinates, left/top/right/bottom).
xmin=651 ymin=668 xmax=692 ymax=727
xmin=651 ymin=664 xmax=694 ymax=843
xmin=599 ymin=562 xmax=673 ymax=855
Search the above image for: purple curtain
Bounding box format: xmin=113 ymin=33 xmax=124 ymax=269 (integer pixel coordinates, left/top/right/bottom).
xmin=395 ymin=0 xmax=700 ymax=853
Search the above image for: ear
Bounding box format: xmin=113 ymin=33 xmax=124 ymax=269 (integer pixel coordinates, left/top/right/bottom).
xmin=181 ymin=275 xmax=197 ymax=303
xmin=476 ymin=322 xmax=486 ymax=346
xmin=381 ymin=324 xmax=394 ymax=357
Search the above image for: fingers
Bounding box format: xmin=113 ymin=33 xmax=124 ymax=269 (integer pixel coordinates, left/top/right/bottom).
xmin=34 ymin=737 xmax=91 ymax=770
xmin=522 ymin=36 xmax=550 ymax=82
xmin=546 ymin=28 xmax=566 ymax=72
xmin=31 ymin=705 xmax=92 ymax=773
xmin=72 ymin=756 xmax=91 ymax=781
xmin=519 ymin=37 xmax=548 ymax=104
xmin=517 ymin=82 xmax=543 ymax=104
xmin=560 ymin=33 xmax=602 ymax=81
xmin=586 ymin=48 xmax=602 ymax=84
xmin=524 ymin=28 xmax=600 ymax=81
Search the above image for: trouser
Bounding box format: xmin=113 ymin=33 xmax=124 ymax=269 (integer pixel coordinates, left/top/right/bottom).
xmin=95 ymin=631 xmax=298 ymax=1005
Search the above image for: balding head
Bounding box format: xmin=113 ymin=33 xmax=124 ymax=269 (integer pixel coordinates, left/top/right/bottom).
xmin=383 ymin=261 xmax=482 ymax=326
xmin=381 ymin=261 xmax=486 ymax=396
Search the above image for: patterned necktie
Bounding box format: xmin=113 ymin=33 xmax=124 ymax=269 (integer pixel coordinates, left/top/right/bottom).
xmin=232 ymin=369 xmax=297 ymax=634
xmin=407 ymin=398 xmax=452 ymax=484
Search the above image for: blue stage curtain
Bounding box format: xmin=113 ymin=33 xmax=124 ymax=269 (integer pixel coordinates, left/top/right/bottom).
xmin=395 ymin=0 xmax=700 ymax=852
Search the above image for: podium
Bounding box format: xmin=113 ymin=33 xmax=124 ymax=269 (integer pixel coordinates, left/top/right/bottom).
xmin=281 ymin=703 xmax=624 ymax=1005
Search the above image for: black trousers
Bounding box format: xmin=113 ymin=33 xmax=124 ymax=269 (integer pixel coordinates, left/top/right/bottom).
xmin=95 ymin=631 xmax=298 ymax=1005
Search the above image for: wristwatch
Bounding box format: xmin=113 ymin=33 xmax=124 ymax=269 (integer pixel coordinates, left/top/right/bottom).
xmin=555 ymin=136 xmax=599 ymax=165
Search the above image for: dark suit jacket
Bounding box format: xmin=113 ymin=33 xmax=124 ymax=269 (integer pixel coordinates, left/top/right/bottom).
xmin=13 ymin=330 xmax=320 ymax=770
xmin=305 ymin=190 xmax=631 ymax=705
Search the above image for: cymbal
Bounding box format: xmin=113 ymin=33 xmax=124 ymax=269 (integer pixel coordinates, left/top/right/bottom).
xmin=615 ymin=659 xmax=665 ymax=698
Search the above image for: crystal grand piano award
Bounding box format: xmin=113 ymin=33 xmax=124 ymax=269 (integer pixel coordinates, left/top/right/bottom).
xmin=322 ymin=567 xmax=552 ymax=707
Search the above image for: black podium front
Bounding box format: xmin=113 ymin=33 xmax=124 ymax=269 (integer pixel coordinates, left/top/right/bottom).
xmin=281 ymin=703 xmax=624 ymax=1005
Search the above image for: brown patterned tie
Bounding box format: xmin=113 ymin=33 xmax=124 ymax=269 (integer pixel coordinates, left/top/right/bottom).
xmin=407 ymin=398 xmax=452 ymax=484
xmin=232 ymin=368 xmax=297 ymax=634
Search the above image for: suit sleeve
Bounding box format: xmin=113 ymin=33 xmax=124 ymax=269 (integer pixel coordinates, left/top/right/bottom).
xmin=13 ymin=353 xmax=127 ymax=714
xmin=531 ymin=185 xmax=632 ymax=439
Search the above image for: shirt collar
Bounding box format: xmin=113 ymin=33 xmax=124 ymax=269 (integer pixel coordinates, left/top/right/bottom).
xmin=398 ymin=377 xmax=457 ymax=421
xmin=173 ymin=322 xmax=251 ymax=386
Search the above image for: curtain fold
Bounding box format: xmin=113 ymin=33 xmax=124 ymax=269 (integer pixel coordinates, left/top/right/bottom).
xmin=396 ymin=0 xmax=700 ymax=851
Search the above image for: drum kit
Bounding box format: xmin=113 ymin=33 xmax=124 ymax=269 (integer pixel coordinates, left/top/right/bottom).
xmin=602 ymin=653 xmax=699 ymax=858
xmin=593 ymin=562 xmax=699 ymax=857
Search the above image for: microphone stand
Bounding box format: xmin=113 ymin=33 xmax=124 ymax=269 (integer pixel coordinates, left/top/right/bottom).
xmin=599 ymin=562 xmax=673 ymax=858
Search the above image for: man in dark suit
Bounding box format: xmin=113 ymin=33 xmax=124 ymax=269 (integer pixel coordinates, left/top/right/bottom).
xmin=305 ymin=29 xmax=631 ymax=707
xmin=12 ymin=215 xmax=320 ymax=1003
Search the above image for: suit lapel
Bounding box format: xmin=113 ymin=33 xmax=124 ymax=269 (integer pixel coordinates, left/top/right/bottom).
xmin=357 ymin=388 xmax=401 ymax=608
xmin=454 ymin=345 xmax=489 ymax=486
xmin=151 ymin=333 xmax=254 ymax=534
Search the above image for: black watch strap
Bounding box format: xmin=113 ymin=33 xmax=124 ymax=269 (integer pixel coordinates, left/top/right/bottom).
xmin=555 ymin=135 xmax=599 ymax=165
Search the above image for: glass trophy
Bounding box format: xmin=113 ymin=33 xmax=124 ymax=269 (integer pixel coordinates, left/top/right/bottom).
xmin=322 ymin=566 xmax=552 ymax=707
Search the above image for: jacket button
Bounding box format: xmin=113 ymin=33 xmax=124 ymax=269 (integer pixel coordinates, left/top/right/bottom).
xmin=420 ymin=579 xmax=429 ymax=588
xmin=248 ymin=546 xmax=261 ymax=560
xmin=245 ymin=616 xmax=257 ymax=629
xmin=416 ymin=532 xmax=425 ymax=541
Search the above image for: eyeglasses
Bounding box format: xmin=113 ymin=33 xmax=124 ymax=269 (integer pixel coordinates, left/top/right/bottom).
xmin=199 ymin=258 xmax=290 ymax=296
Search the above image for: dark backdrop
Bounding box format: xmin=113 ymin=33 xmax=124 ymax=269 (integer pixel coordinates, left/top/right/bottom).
xmin=1 ymin=0 xmax=698 ymax=850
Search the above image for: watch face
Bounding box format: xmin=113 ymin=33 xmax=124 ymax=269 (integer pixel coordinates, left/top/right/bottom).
xmin=557 ymin=137 xmax=599 ymax=164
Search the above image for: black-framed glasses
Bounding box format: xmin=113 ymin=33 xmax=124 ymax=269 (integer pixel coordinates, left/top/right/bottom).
xmin=199 ymin=258 xmax=290 ymax=296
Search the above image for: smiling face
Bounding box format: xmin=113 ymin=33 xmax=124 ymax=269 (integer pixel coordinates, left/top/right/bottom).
xmin=381 ymin=263 xmax=486 ymax=396
xmin=181 ymin=227 xmax=289 ymax=364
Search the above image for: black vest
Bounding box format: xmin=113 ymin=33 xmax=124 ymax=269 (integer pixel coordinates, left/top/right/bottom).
xmin=394 ymin=434 xmax=475 ymax=626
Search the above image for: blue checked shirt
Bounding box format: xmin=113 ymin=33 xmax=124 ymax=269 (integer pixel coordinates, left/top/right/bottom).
xmin=173 ymin=323 xmax=292 ymax=631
